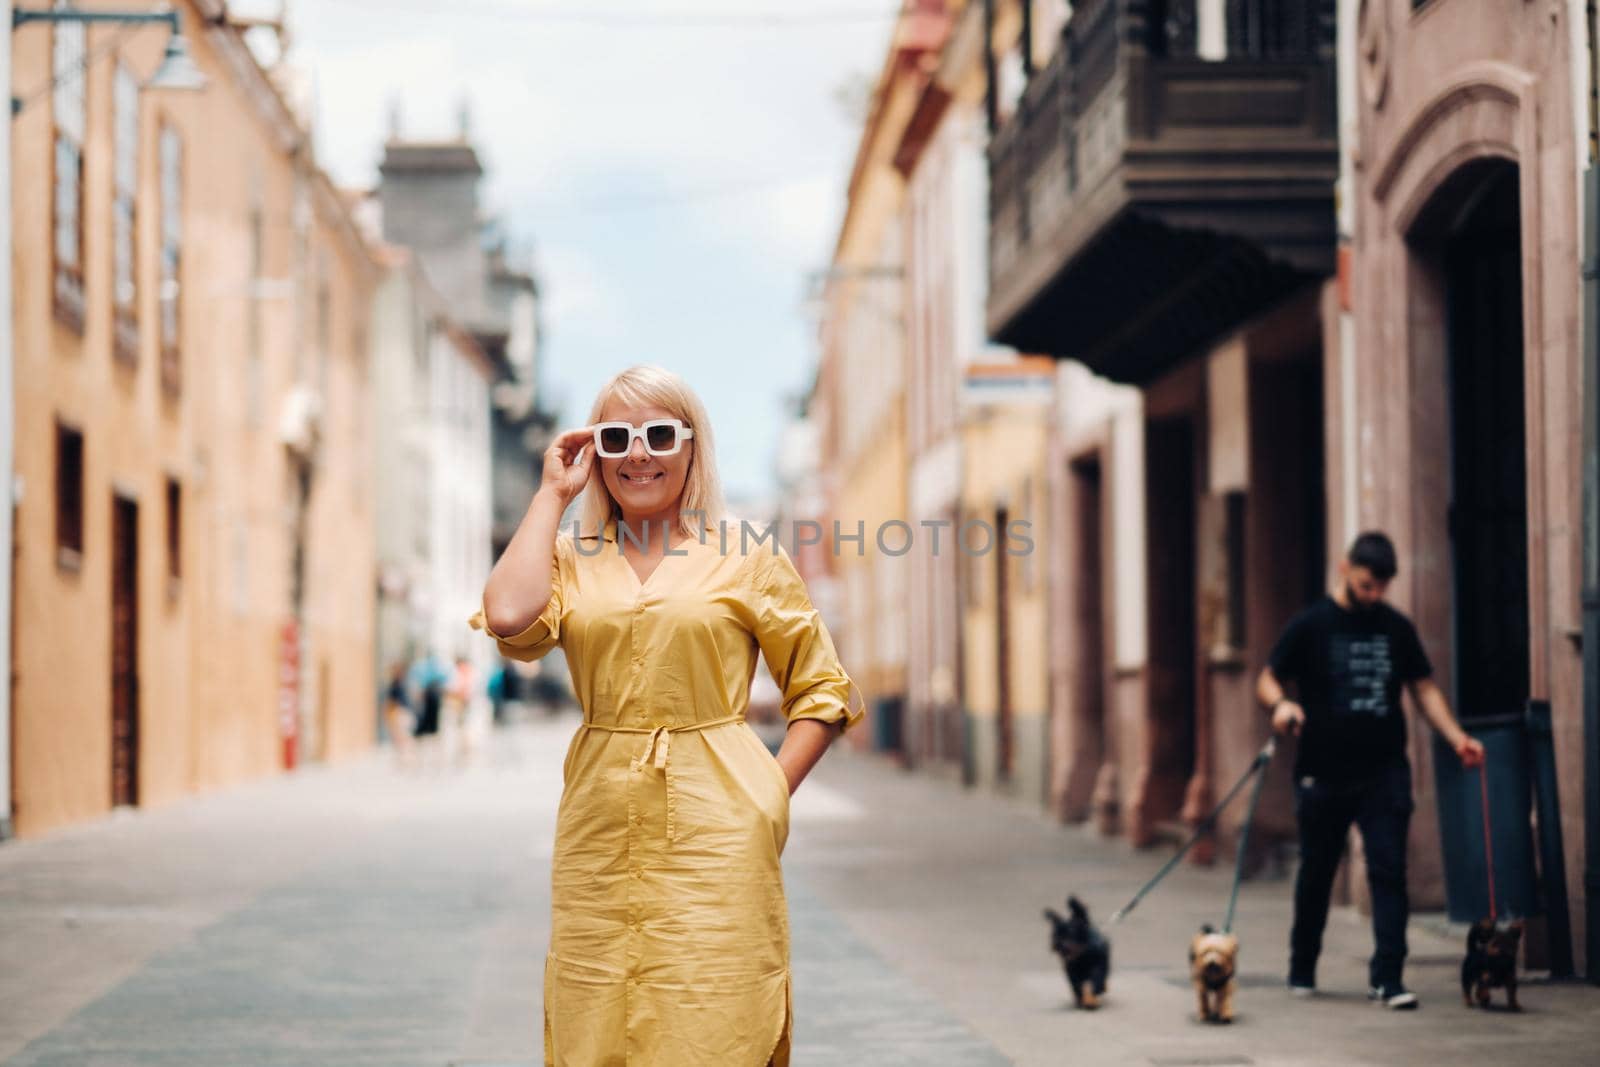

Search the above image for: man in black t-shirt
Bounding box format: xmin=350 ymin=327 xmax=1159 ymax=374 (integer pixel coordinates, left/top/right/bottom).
xmin=1256 ymin=531 xmax=1484 ymax=1010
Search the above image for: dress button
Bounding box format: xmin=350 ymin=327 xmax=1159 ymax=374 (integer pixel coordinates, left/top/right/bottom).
xmin=630 ymin=867 xmax=642 ymax=878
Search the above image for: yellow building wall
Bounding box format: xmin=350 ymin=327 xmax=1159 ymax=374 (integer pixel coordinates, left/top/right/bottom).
xmin=823 ymin=27 xmax=928 ymax=718
xmin=959 ymin=398 xmax=1051 ymax=794
xmin=9 ymin=3 xmax=376 ymax=836
xmin=836 ymin=402 xmax=909 ymax=702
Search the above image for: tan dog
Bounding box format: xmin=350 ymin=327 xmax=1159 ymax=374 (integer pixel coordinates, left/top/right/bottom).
xmin=1189 ymin=925 xmax=1239 ymax=1023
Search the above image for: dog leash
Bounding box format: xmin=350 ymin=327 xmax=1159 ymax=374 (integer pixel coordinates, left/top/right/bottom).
xmin=1223 ymin=735 xmax=1277 ymax=934
xmin=1479 ymin=760 xmax=1497 ymax=920
xmin=1110 ymin=737 xmax=1277 ymax=924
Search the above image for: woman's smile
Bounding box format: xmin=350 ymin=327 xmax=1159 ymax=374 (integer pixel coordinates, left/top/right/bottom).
xmin=595 ymin=400 xmax=693 ymax=510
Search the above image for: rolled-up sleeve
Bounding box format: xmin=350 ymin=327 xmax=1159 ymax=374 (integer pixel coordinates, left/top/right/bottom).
xmin=468 ymin=535 xmax=567 ymax=662
xmin=752 ymin=545 xmax=865 ymax=734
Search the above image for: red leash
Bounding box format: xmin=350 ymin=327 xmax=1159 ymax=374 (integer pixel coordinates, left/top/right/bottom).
xmin=1478 ymin=762 xmax=1497 ymax=920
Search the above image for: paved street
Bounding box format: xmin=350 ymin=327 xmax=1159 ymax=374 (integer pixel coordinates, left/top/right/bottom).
xmin=1 ymin=710 xmax=1596 ymax=1067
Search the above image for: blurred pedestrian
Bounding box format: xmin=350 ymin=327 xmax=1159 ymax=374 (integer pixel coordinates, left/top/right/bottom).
xmin=470 ymin=364 xmax=863 ymax=1065
xmin=1257 ymin=530 xmax=1486 ymax=1010
xmin=445 ymin=653 xmax=478 ymax=766
xmin=529 ymin=660 xmax=566 ymax=716
xmin=487 ymin=661 xmax=508 ymax=726
xmin=409 ymin=650 xmax=447 ymax=771
xmin=382 ymin=660 xmax=418 ymax=772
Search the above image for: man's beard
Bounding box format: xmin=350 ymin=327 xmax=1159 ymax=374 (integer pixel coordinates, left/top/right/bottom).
xmin=1344 ymin=581 xmax=1378 ymax=613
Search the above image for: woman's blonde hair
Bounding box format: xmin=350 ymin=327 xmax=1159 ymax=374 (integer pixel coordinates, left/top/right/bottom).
xmin=578 ymin=364 xmax=727 ymax=540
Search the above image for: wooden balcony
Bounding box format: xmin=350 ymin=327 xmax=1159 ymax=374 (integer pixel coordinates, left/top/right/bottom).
xmin=986 ymin=0 xmax=1337 ymax=384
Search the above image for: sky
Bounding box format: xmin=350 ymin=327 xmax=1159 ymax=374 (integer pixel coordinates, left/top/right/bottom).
xmin=283 ymin=0 xmax=903 ymax=503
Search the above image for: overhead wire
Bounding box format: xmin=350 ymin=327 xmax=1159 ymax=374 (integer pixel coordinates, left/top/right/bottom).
xmin=327 ymin=0 xmax=908 ymax=29
xmin=528 ymin=170 xmax=833 ymax=217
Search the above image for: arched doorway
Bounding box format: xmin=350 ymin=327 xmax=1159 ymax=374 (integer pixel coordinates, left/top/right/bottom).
xmin=1407 ymin=159 xmax=1530 ymax=723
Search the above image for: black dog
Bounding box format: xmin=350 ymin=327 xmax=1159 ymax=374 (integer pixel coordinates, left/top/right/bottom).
xmin=1043 ymin=896 xmax=1111 ymax=1009
xmin=1462 ymin=916 xmax=1523 ymax=1011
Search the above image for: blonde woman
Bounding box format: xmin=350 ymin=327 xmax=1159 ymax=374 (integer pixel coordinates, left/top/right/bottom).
xmin=471 ymin=364 xmax=863 ymax=1066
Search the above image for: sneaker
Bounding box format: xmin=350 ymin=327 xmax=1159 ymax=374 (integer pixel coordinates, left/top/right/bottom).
xmin=1287 ymin=979 xmax=1316 ymax=998
xmin=1368 ymin=984 xmax=1419 ymax=1009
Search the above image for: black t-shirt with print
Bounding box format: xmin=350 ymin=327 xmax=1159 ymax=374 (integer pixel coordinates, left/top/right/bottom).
xmin=1267 ymin=596 xmax=1433 ymax=783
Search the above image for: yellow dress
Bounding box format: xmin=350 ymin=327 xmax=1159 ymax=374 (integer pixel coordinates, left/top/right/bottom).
xmin=469 ymin=516 xmax=864 ymax=1067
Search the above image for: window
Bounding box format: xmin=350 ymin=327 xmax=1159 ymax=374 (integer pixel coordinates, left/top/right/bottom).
xmin=413 ymin=310 xmax=429 ymax=377
xmin=165 ymin=477 xmax=181 ymax=580
xmin=113 ymin=63 xmax=139 ymax=361
xmin=317 ymin=277 xmax=331 ymax=354
xmin=351 ymin=319 xmax=369 ymax=505
xmin=159 ymin=123 xmax=183 ymax=395
xmin=55 ymin=421 xmax=84 ymax=565
xmin=52 ymin=11 xmax=87 ymax=330
xmin=315 ymin=253 xmax=332 ymax=397
xmin=246 ymin=189 xmax=264 ymax=422
xmin=995 ymin=44 xmax=1025 ymax=126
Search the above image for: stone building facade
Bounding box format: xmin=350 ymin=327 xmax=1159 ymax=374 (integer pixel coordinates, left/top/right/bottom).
xmin=8 ymin=0 xmax=378 ymax=836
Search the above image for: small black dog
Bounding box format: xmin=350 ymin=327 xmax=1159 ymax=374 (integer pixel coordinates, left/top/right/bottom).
xmin=1462 ymin=916 xmax=1523 ymax=1011
xmin=1043 ymin=896 xmax=1112 ymax=1009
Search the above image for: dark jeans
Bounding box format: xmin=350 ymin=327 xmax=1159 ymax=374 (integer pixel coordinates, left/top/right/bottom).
xmin=1289 ymin=761 xmax=1415 ymax=989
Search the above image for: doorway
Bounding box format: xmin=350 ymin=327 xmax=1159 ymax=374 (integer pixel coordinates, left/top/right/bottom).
xmin=1406 ymin=156 xmax=1537 ymax=939
xmin=1144 ymin=417 xmax=1197 ymax=838
xmin=1065 ymin=456 xmax=1107 ymax=821
xmin=110 ymin=494 xmax=139 ymax=808
xmin=1441 ymin=163 xmax=1529 ymax=720
xmin=939 ymin=502 xmax=965 ymax=767
xmin=995 ymin=504 xmax=1013 ymax=782
xmin=8 ymin=503 xmax=18 ymax=829
xmin=1248 ymin=347 xmax=1327 ymax=651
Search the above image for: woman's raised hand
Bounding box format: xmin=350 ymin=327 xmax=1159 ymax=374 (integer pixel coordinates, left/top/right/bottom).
xmin=542 ymin=427 xmax=596 ymax=504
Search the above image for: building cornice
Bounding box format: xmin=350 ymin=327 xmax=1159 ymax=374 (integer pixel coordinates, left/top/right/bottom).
xmin=830 ymin=2 xmax=950 ymax=264
xmin=187 ymin=1 xmax=378 ymax=280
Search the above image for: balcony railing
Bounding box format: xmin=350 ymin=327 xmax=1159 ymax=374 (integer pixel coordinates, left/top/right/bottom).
xmin=986 ymin=0 xmax=1337 ymax=383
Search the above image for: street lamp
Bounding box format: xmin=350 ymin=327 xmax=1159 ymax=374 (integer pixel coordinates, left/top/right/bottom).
xmin=11 ymin=3 xmax=208 ymax=115
xmin=146 ymin=22 xmax=205 ymax=90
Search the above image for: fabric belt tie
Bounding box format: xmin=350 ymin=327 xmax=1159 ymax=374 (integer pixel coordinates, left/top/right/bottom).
xmin=583 ymin=712 xmax=746 ymax=844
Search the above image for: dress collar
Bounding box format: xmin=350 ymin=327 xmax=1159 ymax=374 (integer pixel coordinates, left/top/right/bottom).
xmin=587 ymin=514 xmax=717 ymax=546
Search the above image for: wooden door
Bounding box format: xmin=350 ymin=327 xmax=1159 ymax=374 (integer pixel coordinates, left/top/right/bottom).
xmin=111 ymin=495 xmax=139 ymax=807
xmin=995 ymin=505 xmax=1013 ymax=781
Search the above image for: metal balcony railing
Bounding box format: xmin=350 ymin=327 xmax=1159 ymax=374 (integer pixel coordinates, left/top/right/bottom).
xmin=984 ymin=0 xmax=1336 ymax=377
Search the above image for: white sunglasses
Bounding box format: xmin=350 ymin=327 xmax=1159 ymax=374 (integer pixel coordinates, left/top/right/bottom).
xmin=592 ymin=419 xmax=695 ymax=458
